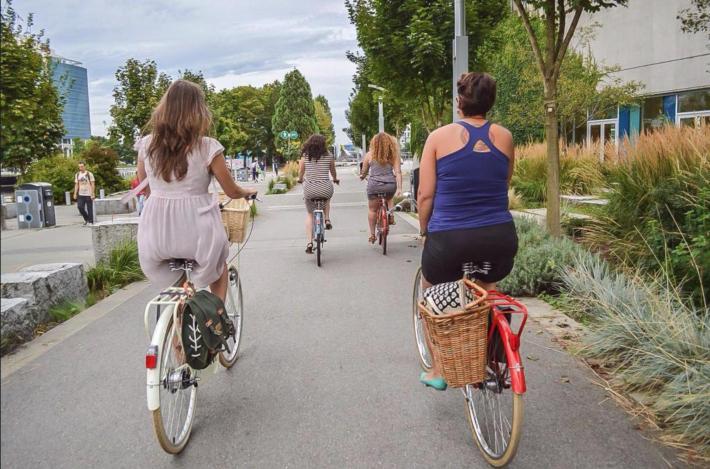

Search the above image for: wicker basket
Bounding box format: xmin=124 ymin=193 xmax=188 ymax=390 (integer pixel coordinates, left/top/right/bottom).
xmin=419 ymin=279 xmax=489 ymax=387
xmin=220 ymin=197 xmax=250 ymax=243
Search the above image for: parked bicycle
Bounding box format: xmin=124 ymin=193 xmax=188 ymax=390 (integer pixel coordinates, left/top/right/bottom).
xmin=413 ymin=263 xmax=528 ymax=467
xmin=144 ymin=195 xmax=255 ymax=453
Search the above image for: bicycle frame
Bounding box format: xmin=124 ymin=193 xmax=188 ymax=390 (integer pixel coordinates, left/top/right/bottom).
xmin=486 ymin=291 xmax=528 ymax=394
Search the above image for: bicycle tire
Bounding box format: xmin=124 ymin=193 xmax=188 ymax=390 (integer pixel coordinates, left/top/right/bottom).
xmin=316 ymin=235 xmax=322 ymax=267
xmin=219 ymin=266 xmax=243 ymax=368
xmin=412 ymin=268 xmax=433 ymax=370
xmin=152 ymin=315 xmax=197 ymax=454
xmin=464 ymin=329 xmax=524 ymax=467
xmin=381 ymin=203 xmax=388 ymax=255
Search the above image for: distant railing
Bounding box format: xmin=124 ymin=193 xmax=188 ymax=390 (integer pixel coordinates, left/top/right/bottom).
xmin=117 ymin=167 xmax=137 ymax=178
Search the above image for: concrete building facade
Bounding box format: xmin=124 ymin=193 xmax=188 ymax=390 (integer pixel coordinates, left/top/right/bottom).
xmin=573 ymin=0 xmax=709 ymax=154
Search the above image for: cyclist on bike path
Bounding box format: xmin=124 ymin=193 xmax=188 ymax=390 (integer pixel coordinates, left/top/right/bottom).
xmin=359 ymin=132 xmax=402 ymax=243
xmin=298 ymin=134 xmax=339 ymax=254
xmin=417 ymin=72 xmax=518 ymax=390
xmin=134 ymin=79 xmax=257 ymax=301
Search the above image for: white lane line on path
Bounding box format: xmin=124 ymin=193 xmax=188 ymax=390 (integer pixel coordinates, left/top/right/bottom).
xmin=1 ymin=280 xmax=150 ymax=381
xmin=266 ymin=201 xmax=368 ymax=211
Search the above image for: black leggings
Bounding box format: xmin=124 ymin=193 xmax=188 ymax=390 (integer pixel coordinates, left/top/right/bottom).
xmin=422 ymin=221 xmax=518 ymax=285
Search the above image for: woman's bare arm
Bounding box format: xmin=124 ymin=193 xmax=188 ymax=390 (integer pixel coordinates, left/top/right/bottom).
xmin=360 ymin=153 xmax=370 ymax=180
xmin=490 ymin=124 xmax=515 ymax=184
xmin=418 ymin=132 xmax=438 ymax=235
xmin=137 ymin=159 xmax=150 ymax=196
xmin=210 ymin=153 xmax=255 ymax=199
xmin=298 ymin=157 xmax=305 ymax=183
xmin=393 ymin=153 xmax=403 ymax=195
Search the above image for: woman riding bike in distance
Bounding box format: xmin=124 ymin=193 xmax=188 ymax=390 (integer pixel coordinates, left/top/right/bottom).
xmin=417 ymin=72 xmax=517 ymax=390
xmin=359 ymin=132 xmax=402 ymax=243
xmin=298 ymin=134 xmax=339 ymax=254
xmin=135 ymin=79 xmax=257 ymax=301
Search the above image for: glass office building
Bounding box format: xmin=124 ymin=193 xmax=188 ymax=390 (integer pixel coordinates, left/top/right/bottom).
xmin=51 ymin=57 xmax=91 ymax=155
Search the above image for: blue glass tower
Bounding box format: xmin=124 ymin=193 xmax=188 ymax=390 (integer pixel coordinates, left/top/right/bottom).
xmin=51 ymin=58 xmax=91 ymax=140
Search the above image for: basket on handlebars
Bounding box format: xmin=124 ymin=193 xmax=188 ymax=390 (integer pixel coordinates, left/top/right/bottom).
xmin=419 ymin=279 xmax=489 ymax=387
xmin=220 ymin=196 xmax=250 ymax=243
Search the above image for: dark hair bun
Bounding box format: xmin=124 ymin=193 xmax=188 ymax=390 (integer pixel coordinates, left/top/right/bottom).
xmin=457 ymin=72 xmax=496 ymax=117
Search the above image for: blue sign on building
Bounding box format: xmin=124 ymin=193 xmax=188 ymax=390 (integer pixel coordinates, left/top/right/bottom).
xmin=51 ymin=58 xmax=91 ymax=141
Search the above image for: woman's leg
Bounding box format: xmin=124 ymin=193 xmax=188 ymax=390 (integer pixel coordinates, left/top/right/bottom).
xmin=325 ymin=200 xmax=331 ymax=221
xmin=420 ymin=273 xmax=442 ymax=381
xmin=367 ymin=198 xmax=378 ymax=237
xmin=305 ymin=212 xmax=314 ymax=243
xmin=209 ymin=263 xmax=229 ymax=302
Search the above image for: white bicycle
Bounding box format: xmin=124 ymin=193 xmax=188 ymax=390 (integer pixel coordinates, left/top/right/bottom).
xmin=143 ymin=259 xmax=243 ymax=453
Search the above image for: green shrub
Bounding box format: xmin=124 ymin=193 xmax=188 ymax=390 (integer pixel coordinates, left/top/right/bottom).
xmin=87 ymin=241 xmax=144 ymax=298
xmin=20 ymin=155 xmax=79 ymax=204
xmin=498 ymin=218 xmax=586 ymax=296
xmin=48 ymin=301 xmax=83 ymax=322
xmin=561 ymin=252 xmax=710 ymax=460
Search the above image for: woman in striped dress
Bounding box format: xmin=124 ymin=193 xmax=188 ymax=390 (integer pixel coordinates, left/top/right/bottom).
xmin=298 ymin=134 xmax=339 ymax=253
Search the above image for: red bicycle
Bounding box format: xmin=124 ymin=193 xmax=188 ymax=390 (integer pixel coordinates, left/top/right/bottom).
xmin=413 ymin=264 xmax=528 ymax=467
xmin=374 ymin=192 xmax=391 ymax=255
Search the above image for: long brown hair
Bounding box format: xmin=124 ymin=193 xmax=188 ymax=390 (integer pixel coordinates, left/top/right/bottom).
xmin=301 ymin=134 xmax=328 ymax=161
xmin=146 ymin=79 xmax=212 ymax=182
xmin=370 ymin=132 xmax=398 ymax=166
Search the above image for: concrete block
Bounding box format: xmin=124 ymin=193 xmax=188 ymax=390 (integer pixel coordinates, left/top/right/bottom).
xmin=93 ymin=197 xmax=135 ymax=216
xmin=0 ymin=263 xmax=88 ymax=340
xmin=1 ymin=298 xmax=31 ymax=342
xmin=1 ymin=202 xmax=17 ymax=218
xmin=92 ymin=219 xmax=139 ymax=264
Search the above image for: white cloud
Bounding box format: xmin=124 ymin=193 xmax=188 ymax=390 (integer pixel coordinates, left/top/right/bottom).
xmin=14 ymin=0 xmax=359 ymax=144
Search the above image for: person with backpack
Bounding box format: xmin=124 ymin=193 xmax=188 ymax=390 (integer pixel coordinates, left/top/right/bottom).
xmin=73 ymin=162 xmax=95 ymax=225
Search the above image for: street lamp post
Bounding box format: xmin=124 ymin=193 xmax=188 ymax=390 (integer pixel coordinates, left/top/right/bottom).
xmin=368 ymin=84 xmax=387 ymax=133
xmin=453 ymin=0 xmax=468 ymax=122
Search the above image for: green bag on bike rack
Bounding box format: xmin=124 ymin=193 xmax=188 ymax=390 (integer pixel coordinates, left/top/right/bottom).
xmin=180 ymin=290 xmax=236 ymax=370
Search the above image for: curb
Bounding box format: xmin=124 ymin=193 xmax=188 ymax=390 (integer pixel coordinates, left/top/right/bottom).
xmin=1 ymin=280 xmax=150 ymax=381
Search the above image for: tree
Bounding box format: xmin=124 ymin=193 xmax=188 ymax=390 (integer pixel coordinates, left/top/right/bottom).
xmin=78 ymin=141 xmax=126 ymax=193
xmin=346 ymin=0 xmax=507 ymax=132
xmin=108 ymin=58 xmax=171 ymax=161
xmin=479 ymin=14 xmax=640 ymax=145
xmin=178 ymin=69 xmax=215 ymax=103
xmin=0 ymin=1 xmax=64 ymax=175
xmin=511 ymin=0 xmax=628 ymax=236
xmin=678 ymin=0 xmax=710 ymax=38
xmin=271 ymin=69 xmax=318 ymax=159
xmin=314 ymin=95 xmax=335 ymax=146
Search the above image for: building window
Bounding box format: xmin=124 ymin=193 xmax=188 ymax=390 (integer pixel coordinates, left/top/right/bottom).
xmin=678 ymin=89 xmax=710 ymax=113
xmin=642 ymin=96 xmax=667 ymax=130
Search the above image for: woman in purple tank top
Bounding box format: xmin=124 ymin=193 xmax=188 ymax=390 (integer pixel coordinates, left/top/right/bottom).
xmin=417 ymin=72 xmax=519 ymax=389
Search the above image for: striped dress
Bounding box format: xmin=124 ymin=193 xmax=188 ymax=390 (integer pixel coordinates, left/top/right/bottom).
xmin=302 ymin=154 xmax=334 ymax=213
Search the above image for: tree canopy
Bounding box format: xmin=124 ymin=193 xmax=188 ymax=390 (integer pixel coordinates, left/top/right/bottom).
xmin=314 ymin=95 xmax=335 ymax=147
xmin=0 ymin=1 xmax=64 ymax=175
xmin=271 ymin=69 xmax=318 ymax=159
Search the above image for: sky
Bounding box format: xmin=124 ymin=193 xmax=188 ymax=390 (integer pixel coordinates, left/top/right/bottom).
xmin=12 ymin=0 xmax=359 ymax=145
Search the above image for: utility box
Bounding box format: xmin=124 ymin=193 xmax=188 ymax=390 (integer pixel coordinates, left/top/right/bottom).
xmin=15 ymin=182 xmax=57 ymax=228
xmin=15 ymin=190 xmax=43 ymax=229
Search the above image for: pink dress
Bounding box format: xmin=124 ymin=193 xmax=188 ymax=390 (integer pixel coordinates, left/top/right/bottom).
xmin=135 ymin=135 xmax=229 ymax=288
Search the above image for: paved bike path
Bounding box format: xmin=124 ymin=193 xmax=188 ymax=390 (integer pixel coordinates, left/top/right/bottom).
xmin=0 ymin=173 xmax=678 ymax=468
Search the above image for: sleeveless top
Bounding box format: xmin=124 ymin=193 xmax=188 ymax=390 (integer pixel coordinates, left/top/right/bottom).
xmin=427 ymin=121 xmax=512 ymax=233
xmin=367 ymin=159 xmax=396 ymax=194
xmin=303 ymin=154 xmax=334 ymax=200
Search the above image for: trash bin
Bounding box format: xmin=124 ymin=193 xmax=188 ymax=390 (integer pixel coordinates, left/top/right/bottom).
xmin=15 ymin=189 xmax=42 ymax=229
xmin=17 ymin=182 xmax=56 ymax=227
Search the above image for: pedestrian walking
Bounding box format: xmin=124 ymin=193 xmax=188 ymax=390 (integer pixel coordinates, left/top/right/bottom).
xmin=251 ymin=158 xmax=258 ymax=182
xmin=73 ymin=162 xmax=95 ymax=225
xmin=273 ymin=158 xmax=279 ymax=177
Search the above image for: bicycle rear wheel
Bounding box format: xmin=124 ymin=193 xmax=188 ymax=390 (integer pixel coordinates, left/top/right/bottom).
xmin=219 ymin=266 xmax=243 ymax=368
xmin=464 ymin=330 xmax=523 ymax=467
xmin=152 ymin=315 xmax=197 ymax=454
xmin=412 ymin=268 xmax=432 ymax=370
xmin=380 ymin=205 xmax=388 ymax=255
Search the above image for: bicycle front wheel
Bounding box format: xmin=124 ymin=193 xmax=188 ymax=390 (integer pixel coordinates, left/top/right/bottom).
xmin=152 ymin=316 xmax=197 ymax=454
xmin=219 ymin=266 xmax=244 ymax=368
xmin=412 ymin=268 xmax=432 ymax=370
xmin=464 ymin=335 xmax=523 ymax=467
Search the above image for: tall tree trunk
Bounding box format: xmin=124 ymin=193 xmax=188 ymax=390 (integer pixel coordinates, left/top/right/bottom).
xmin=544 ymin=90 xmax=561 ymax=237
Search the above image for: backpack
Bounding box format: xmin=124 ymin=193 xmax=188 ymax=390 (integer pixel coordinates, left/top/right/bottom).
xmin=180 ymin=290 xmax=235 ymax=370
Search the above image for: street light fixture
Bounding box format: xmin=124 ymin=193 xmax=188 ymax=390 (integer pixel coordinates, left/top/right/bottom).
xmin=368 ymin=84 xmax=387 ymax=133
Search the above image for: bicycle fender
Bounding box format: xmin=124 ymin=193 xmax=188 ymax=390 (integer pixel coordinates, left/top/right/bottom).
xmin=146 ymin=304 xmax=175 ymax=411
xmin=494 ymin=314 xmax=527 ymax=394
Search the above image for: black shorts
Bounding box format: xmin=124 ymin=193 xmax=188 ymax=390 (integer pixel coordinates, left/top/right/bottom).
xmin=422 ymin=221 xmax=518 ymax=285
